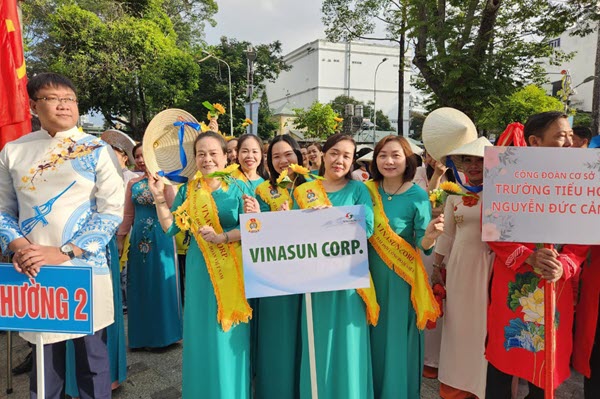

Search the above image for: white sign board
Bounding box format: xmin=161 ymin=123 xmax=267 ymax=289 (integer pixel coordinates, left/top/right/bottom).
xmin=240 ymin=205 xmax=370 ymax=298
xmin=482 ymin=146 xmax=600 ymax=244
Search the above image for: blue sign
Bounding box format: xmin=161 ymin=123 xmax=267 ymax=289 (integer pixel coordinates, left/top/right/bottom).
xmin=0 ymin=263 xmax=93 ymax=334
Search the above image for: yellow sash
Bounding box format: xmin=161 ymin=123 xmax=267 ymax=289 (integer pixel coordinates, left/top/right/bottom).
xmin=293 ymin=180 xmax=380 ymax=326
xmin=255 ymin=180 xmax=292 ymax=211
xmin=231 ymin=166 xmax=248 ymax=182
xmin=364 ymin=180 xmax=440 ymax=330
xmin=173 ymin=177 xmax=252 ymax=332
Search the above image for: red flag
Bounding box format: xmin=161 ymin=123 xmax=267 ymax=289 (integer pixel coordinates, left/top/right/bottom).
xmin=496 ymin=122 xmax=526 ymax=147
xmin=0 ymin=0 xmax=31 ymax=150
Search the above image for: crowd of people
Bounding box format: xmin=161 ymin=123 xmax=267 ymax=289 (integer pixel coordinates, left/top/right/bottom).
xmin=1 ymin=72 xmax=600 ymax=399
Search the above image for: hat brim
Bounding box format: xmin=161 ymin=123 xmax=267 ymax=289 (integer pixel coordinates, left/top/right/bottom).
xmin=142 ymin=109 xmax=201 ymax=185
xmin=101 ymin=130 xmax=136 ymax=164
xmin=447 ymin=137 xmax=493 ymax=169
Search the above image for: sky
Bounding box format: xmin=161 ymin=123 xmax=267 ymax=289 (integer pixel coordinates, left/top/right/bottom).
xmin=203 ymin=0 xmax=327 ymax=54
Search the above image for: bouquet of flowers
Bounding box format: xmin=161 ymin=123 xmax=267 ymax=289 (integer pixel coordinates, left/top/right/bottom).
xmin=429 ymin=181 xmax=477 ymax=208
xmin=203 ymin=101 xmax=226 ymax=120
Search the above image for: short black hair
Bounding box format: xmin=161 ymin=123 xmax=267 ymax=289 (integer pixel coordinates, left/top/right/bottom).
xmin=27 ymin=72 xmax=77 ymax=99
xmin=524 ymin=111 xmax=568 ymax=145
xmin=318 ymin=133 xmax=356 ymax=179
xmin=236 ymin=134 xmax=269 ymax=180
xmin=573 ymin=126 xmax=592 ymax=141
xmin=193 ymin=131 xmax=227 ymax=156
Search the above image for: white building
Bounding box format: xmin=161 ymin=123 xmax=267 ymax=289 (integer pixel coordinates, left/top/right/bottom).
xmin=265 ymin=40 xmax=411 ymax=135
xmin=543 ymin=29 xmax=597 ymax=112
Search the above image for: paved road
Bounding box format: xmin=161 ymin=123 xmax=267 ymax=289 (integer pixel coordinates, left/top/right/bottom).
xmin=0 ymin=325 xmax=585 ymax=399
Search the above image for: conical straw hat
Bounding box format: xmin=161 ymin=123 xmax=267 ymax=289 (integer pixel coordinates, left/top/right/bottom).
xmin=101 ymin=129 xmax=136 ymax=164
xmin=446 ymin=137 xmax=493 ymax=170
xmin=143 ymin=109 xmax=201 ymax=185
xmin=422 ymin=107 xmax=478 ymax=162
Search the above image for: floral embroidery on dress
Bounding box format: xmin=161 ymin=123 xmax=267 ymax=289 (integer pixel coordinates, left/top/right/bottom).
xmin=135 ymin=180 xmax=154 ymax=205
xmin=504 ymin=272 xmax=559 ymax=353
xmin=462 ymin=193 xmax=479 ymax=207
xmin=137 ymin=217 xmax=155 ymax=262
xmin=19 ymin=138 xmax=102 ymax=190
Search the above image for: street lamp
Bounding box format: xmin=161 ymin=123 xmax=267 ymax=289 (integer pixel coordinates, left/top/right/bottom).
xmin=198 ymin=50 xmax=234 ymax=137
xmin=373 ymin=57 xmax=388 ymax=146
xmin=245 ymin=45 xmax=258 ymax=135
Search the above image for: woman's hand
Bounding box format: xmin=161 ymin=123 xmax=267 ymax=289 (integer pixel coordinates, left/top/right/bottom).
xmin=431 ymin=205 xmax=444 ymax=218
xmin=430 ymin=265 xmax=445 ymax=287
xmin=117 ymin=235 xmax=125 ymax=257
xmin=533 ymin=248 xmax=564 ymax=282
xmin=243 ymin=195 xmax=260 ymax=213
xmin=432 ymin=160 xmax=448 ymax=176
xmin=148 ymin=173 xmax=165 ymax=199
xmin=425 ymin=214 xmax=445 ymax=241
xmin=198 ymin=225 xmax=226 ymax=244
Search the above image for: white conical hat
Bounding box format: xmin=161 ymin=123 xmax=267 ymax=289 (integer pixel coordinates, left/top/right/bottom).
xmin=422 ymin=107 xmax=478 ymax=162
xmin=447 ymin=136 xmax=493 ymax=169
xmin=142 ymin=109 xmax=201 ymax=185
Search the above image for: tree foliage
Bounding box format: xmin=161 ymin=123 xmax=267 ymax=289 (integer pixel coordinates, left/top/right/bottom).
xmin=186 ymin=37 xmax=291 ymax=138
xmin=322 ymin=0 xmax=593 ymax=122
xmin=329 ymin=95 xmax=394 ymax=131
xmin=21 ymin=1 xmax=289 ymax=140
xmin=293 ymin=102 xmax=340 ymax=140
xmin=478 ymin=85 xmax=563 ymax=131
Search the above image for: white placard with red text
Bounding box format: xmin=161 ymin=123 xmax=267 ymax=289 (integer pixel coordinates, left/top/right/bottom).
xmin=482 ymin=146 xmax=600 ymax=244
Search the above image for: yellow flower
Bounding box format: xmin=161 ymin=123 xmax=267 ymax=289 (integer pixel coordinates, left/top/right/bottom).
xmin=519 ymin=287 xmax=545 ymax=325
xmin=289 ymin=163 xmax=310 ymax=176
xmin=213 ymin=103 xmax=226 ymax=115
xmin=200 ymin=122 xmax=210 ymax=132
xmin=21 ymin=176 xmax=29 ymax=183
xmin=439 ymin=181 xmax=462 ymax=194
xmin=276 ymin=169 xmax=289 ymax=185
xmin=207 ymin=111 xmax=214 ymax=121
xmin=222 ymin=163 xmax=240 ymax=174
xmin=429 ymin=193 xmax=438 ymax=204
xmin=241 ymin=118 xmax=253 ymax=127
xmin=334 ymin=116 xmax=344 ymax=123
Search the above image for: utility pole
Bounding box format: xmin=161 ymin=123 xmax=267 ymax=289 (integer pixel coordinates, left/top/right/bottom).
xmin=592 ymin=23 xmax=600 ymax=135
xmin=397 ymin=15 xmax=406 ymax=137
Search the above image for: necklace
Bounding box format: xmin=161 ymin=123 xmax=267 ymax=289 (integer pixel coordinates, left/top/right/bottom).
xmin=381 ymin=181 xmax=405 ymax=200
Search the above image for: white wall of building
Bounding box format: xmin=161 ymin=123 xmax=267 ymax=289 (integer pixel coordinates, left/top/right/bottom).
xmin=543 ymin=29 xmax=597 ymax=112
xmin=266 ymin=40 xmax=412 ymax=134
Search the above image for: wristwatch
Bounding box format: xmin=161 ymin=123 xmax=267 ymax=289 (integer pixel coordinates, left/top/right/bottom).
xmin=60 ymin=244 xmax=76 ymax=259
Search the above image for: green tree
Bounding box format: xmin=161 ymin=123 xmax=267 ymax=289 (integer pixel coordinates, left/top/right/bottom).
xmin=478 ymin=85 xmax=564 ymax=131
xmin=187 ymin=37 xmax=291 ymax=137
xmin=293 ymin=102 xmax=340 ymax=140
xmin=322 ymin=0 xmax=586 ymax=121
xmin=22 ymin=0 xmax=213 ymax=139
xmin=329 ymin=95 xmax=394 ymax=131
xmin=257 ymin=91 xmax=277 ymax=140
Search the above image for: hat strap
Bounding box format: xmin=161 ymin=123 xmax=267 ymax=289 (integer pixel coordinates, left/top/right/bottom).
xmin=446 ymin=157 xmax=483 ymax=193
xmin=158 ymin=121 xmax=200 ymax=183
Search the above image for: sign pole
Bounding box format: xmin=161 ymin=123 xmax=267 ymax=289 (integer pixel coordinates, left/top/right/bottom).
xmin=35 ymin=335 xmax=45 ymax=398
xmin=305 ymin=293 xmax=319 ymax=399
xmin=6 ymin=331 xmax=13 ymax=394
xmin=544 ymin=278 xmax=556 ymax=398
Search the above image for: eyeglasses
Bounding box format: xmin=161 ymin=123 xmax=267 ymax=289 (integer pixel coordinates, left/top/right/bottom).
xmin=34 ymin=96 xmax=78 ymax=105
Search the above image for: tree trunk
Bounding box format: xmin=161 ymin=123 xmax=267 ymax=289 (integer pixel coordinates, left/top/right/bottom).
xmin=592 ymin=24 xmax=600 ymax=136
xmin=398 ymin=26 xmax=405 ymax=136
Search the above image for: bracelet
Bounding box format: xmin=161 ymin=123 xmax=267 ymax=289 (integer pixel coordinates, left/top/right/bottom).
xmin=154 ymin=199 xmax=167 ymax=205
xmin=432 ymin=263 xmax=442 ymax=269
xmin=223 ymin=231 xmax=229 ymax=243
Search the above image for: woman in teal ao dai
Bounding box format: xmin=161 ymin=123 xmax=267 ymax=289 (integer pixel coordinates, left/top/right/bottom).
xmin=117 ymin=144 xmax=182 ymax=349
xmin=367 ymin=135 xmax=444 ymax=399
xmin=149 ymin=132 xmax=252 ymax=399
xmin=293 ymin=134 xmax=376 ymax=399
xmin=252 ymin=135 xmax=309 ymax=399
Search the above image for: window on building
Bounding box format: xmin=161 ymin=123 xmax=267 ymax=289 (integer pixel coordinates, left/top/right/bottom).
xmin=549 ymin=38 xmax=560 ymax=48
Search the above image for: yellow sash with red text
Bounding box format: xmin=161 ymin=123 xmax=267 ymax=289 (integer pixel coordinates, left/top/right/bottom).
xmin=293 ymin=180 xmax=380 ymax=326
xmin=364 ymin=180 xmax=440 ymax=330
xmin=255 ymin=180 xmax=292 ymax=211
xmin=172 ymin=177 xmax=251 ymax=332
